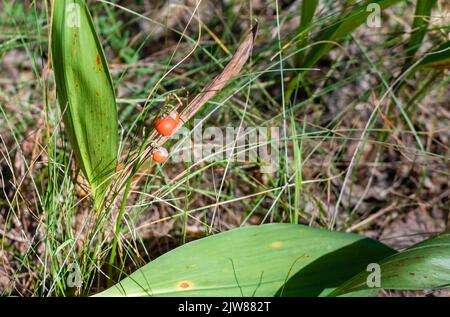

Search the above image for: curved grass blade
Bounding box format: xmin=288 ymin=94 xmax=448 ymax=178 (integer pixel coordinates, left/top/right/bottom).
xmin=417 ymin=40 xmax=450 ymax=69
xmin=51 ymin=0 xmax=118 ymax=207
xmin=96 ymin=224 xmax=394 ymax=297
xmin=330 ymin=232 xmax=450 ymax=296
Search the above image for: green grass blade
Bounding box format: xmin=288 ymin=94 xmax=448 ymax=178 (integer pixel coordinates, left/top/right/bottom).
xmin=403 ymin=0 xmax=437 ymax=68
xmin=287 ymin=0 xmax=404 ymax=99
xmin=289 ymin=112 xmax=305 ymax=225
xmin=295 ymin=0 xmax=319 ymax=66
xmin=303 ymin=0 xmax=404 ymax=68
xmin=300 ymin=0 xmax=319 ymax=31
xmin=330 ymin=233 xmax=450 ymax=296
xmin=51 ymin=0 xmax=118 ymax=207
xmin=96 ymin=224 xmax=395 ymax=297
xmin=417 ymin=40 xmax=450 ymax=69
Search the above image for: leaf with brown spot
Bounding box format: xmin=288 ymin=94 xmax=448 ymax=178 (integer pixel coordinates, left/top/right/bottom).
xmin=96 ymin=224 xmax=394 ymax=297
xmin=51 ymin=0 xmax=118 ymax=207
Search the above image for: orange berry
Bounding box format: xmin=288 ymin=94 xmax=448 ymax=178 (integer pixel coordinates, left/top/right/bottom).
xmin=152 ymin=147 xmax=169 ymax=163
xmin=155 ymin=111 xmax=179 ymax=136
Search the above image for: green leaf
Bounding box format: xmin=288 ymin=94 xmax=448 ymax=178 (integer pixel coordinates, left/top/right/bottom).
xmin=330 ymin=232 xmax=450 ymax=296
xmin=403 ymin=0 xmax=437 ymax=68
xmin=417 ymin=40 xmax=450 ymax=69
xmin=96 ymin=224 xmax=395 ymax=297
xmin=51 ymin=0 xmax=118 ymax=206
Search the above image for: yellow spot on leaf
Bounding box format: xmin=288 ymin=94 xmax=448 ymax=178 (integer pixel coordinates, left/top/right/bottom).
xmin=271 ymin=241 xmax=283 ymax=248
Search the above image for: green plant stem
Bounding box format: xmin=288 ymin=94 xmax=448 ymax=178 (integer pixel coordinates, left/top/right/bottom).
xmin=108 ymin=141 xmax=148 ymax=281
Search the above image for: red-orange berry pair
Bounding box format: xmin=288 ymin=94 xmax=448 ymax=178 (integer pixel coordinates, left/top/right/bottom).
xmin=151 ymin=110 xmax=180 ymax=163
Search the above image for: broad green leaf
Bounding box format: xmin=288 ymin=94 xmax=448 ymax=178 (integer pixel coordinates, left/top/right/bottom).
xmin=96 ymin=224 xmax=395 ymax=297
xmin=330 ymin=232 xmax=450 ymax=296
xmin=403 ymin=0 xmax=437 ymax=68
xmin=51 ymin=0 xmax=118 ymax=206
xmin=417 ymin=40 xmax=450 ymax=69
